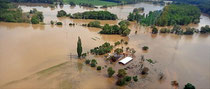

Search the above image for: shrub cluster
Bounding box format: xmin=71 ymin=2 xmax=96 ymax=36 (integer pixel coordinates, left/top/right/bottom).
xmin=107 ymin=67 xmax=115 ymax=77
xmin=87 ymin=21 xmax=101 ymax=28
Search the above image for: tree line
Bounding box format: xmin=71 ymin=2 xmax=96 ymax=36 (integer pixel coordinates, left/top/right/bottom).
xmin=8 ymin=0 xmax=62 ymax=4
xmin=71 ymin=11 xmax=118 ymax=20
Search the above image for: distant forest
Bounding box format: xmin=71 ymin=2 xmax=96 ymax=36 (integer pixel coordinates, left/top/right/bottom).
xmin=8 ymin=0 xmax=62 ymax=4
xmin=173 ymin=0 xmax=210 ymax=15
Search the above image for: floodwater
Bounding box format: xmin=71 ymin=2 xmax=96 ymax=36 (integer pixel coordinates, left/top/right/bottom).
xmin=0 ymin=2 xmax=210 ymax=89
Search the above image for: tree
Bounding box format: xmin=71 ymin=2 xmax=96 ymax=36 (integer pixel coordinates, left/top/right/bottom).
xmin=77 ymin=37 xmax=83 ymax=58
xmin=124 ymin=76 xmax=131 ymax=82
xmin=152 ymin=26 xmax=158 ymax=34
xmin=69 ymin=2 xmax=76 ymax=6
xmin=119 ymin=20 xmax=130 ymax=26
xmin=117 ymin=69 xmax=127 ymax=78
xmin=184 ymin=83 xmax=195 ymax=89
xmin=133 ymin=76 xmax=138 ymax=82
xmin=56 ymin=22 xmax=62 ymax=25
xmin=57 ymin=10 xmax=67 ymax=17
xmin=88 ymin=21 xmax=101 ymax=28
xmin=114 ymin=48 xmax=123 ymax=54
xmin=142 ymin=46 xmax=149 ymax=51
xmin=90 ymin=59 xmax=97 ymax=67
xmin=31 ymin=15 xmax=39 ymax=24
xmin=116 ymin=78 xmax=126 ymax=86
xmin=97 ymin=66 xmax=101 ymax=70
xmin=107 ymin=67 xmax=115 ymax=77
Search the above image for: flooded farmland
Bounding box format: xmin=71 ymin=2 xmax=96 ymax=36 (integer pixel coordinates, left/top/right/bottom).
xmin=0 ymin=2 xmax=210 ymax=89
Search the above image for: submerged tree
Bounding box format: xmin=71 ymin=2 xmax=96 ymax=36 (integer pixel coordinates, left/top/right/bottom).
xmin=184 ymin=83 xmax=195 ymax=89
xmin=77 ymin=37 xmax=82 ymax=58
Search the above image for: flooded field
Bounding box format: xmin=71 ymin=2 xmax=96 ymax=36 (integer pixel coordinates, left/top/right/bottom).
xmin=0 ymin=2 xmax=210 ymax=89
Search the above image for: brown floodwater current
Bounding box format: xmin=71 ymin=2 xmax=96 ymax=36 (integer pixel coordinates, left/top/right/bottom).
xmin=0 ymin=2 xmax=210 ymax=89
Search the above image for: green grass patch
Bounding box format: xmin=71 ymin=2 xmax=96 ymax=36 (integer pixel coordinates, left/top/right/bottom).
xmin=63 ymin=0 xmax=118 ymax=6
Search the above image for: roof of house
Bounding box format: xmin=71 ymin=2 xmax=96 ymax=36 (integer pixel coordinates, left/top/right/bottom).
xmin=119 ymin=57 xmax=133 ymax=65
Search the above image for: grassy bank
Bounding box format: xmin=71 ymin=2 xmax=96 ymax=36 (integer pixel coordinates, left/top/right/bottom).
xmin=63 ymin=0 xmax=118 ymax=6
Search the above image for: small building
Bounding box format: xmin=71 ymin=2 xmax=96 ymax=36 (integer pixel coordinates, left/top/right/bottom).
xmin=119 ymin=57 xmax=133 ymax=65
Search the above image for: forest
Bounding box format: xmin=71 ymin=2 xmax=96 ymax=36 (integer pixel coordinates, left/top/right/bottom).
xmin=173 ymin=0 xmax=210 ymax=15
xmin=71 ymin=11 xmax=118 ymax=20
xmin=156 ymin=4 xmax=201 ymax=26
xmin=0 ymin=0 xmax=30 ymax=22
xmin=128 ymin=4 xmax=201 ymax=26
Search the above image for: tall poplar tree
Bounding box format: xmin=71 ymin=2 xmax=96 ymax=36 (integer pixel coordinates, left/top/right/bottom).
xmin=77 ymin=37 xmax=82 ymax=58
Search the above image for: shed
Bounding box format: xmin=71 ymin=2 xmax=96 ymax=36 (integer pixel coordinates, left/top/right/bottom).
xmin=119 ymin=57 xmax=133 ymax=65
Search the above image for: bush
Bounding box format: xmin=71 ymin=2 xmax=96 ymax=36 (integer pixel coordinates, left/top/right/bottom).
xmin=97 ymin=66 xmax=101 ymax=70
xmin=114 ymin=41 xmax=121 ymax=46
xmin=184 ymin=83 xmax=195 ymax=89
xmin=56 ymin=22 xmax=62 ymax=25
xmin=124 ymin=76 xmax=131 ymax=82
xmin=142 ymin=46 xmax=149 ymax=51
xmin=141 ymin=67 xmax=149 ymax=75
xmin=88 ymin=21 xmax=101 ymax=28
xmin=81 ymin=53 xmax=87 ymax=58
xmin=200 ymin=25 xmax=210 ymax=33
xmin=152 ymin=26 xmax=158 ymax=34
xmin=116 ymin=78 xmax=126 ymax=86
xmin=146 ymin=59 xmax=155 ymax=64
xmin=107 ymin=67 xmax=115 ymax=77
xmin=160 ymin=28 xmax=170 ymax=33
xmin=90 ymin=59 xmax=97 ymax=67
xmin=69 ymin=23 xmax=75 ymax=26
xmin=85 ymin=59 xmax=90 ymax=64
xmin=57 ymin=10 xmax=67 ymax=17
xmin=119 ymin=20 xmax=130 ymax=26
xmin=117 ymin=69 xmax=127 ymax=78
xmin=124 ymin=41 xmax=128 ymax=45
xmin=133 ymin=76 xmax=138 ymax=82
xmin=50 ymin=20 xmax=54 ymax=25
xmin=184 ymin=27 xmax=195 ymax=35
xmin=90 ymin=63 xmax=96 ymax=67
xmin=114 ymin=48 xmax=123 ymax=54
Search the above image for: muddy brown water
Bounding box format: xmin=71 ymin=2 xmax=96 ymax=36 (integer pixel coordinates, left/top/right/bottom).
xmin=0 ymin=2 xmax=210 ymax=89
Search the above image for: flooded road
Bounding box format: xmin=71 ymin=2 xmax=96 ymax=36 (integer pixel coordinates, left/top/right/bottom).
xmin=0 ymin=2 xmax=210 ymax=89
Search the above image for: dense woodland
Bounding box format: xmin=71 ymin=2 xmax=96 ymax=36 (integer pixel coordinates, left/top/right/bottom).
xmin=128 ymin=4 xmax=201 ymax=26
xmin=0 ymin=0 xmax=30 ymax=22
xmin=156 ymin=4 xmax=201 ymax=26
xmin=173 ymin=0 xmax=210 ymax=15
xmin=71 ymin=11 xmax=118 ymax=20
